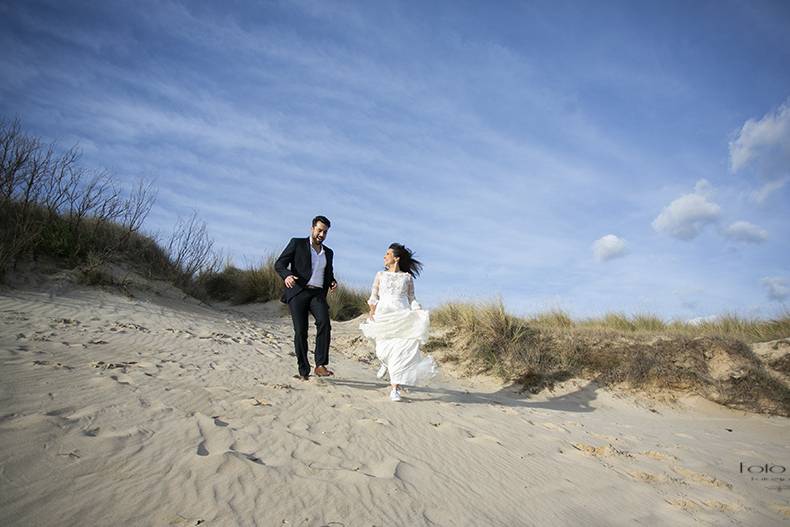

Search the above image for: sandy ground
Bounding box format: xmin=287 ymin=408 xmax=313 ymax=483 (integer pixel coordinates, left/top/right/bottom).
xmin=1 ymin=280 xmax=789 ymax=526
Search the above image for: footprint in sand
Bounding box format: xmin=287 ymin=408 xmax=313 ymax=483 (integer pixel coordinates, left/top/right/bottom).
xmin=359 ymin=457 xmax=401 ymax=478
xmin=194 ymin=414 xmax=237 ymax=458
xmin=111 ymin=321 xmax=150 ymax=333
xmin=90 ymin=361 xmax=137 ymax=373
xmin=32 ymin=360 xmax=74 ymax=370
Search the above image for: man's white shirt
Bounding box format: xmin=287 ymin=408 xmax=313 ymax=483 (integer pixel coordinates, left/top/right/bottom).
xmin=306 ymin=237 xmax=326 ymax=288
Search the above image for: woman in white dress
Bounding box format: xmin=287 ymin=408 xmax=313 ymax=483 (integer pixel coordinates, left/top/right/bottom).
xmin=360 ymin=243 xmax=437 ymax=402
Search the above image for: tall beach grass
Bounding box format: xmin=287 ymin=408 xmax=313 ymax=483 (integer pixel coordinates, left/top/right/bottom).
xmin=430 ymin=301 xmax=790 ymax=415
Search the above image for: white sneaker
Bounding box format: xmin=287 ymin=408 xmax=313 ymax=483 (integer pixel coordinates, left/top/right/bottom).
xmin=389 ymin=388 xmax=401 ymax=402
xmin=376 ymin=364 xmax=387 ymax=379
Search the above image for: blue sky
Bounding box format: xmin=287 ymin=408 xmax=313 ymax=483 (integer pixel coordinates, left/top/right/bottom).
xmin=2 ymin=0 xmax=788 ymax=319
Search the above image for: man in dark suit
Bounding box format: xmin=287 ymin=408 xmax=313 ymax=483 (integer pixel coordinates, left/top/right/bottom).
xmin=275 ymin=215 xmax=337 ymax=380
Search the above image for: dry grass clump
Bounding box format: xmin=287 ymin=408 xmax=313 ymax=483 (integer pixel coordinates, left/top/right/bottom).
xmin=199 ymin=257 xmax=282 ymax=304
xmin=196 ymin=257 xmax=368 ymax=321
xmin=527 ymin=309 xmax=573 ymax=328
xmin=327 ymin=283 xmax=369 ymax=321
xmin=430 ymin=302 xmax=790 ymax=416
xmin=431 ymin=300 xmax=579 ymax=382
xmin=677 ymin=314 xmax=790 ymax=343
xmin=523 ymin=308 xmax=790 ymax=344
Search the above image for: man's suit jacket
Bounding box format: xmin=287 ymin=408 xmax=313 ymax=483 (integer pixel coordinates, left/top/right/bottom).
xmin=275 ymin=237 xmax=336 ymax=303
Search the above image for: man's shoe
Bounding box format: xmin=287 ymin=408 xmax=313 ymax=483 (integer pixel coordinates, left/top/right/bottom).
xmin=376 ymin=364 xmax=387 ymax=379
xmin=314 ymin=365 xmax=334 ymax=377
xmin=293 ymin=374 xmax=310 ymax=381
xmin=389 ymin=388 xmax=401 ymax=402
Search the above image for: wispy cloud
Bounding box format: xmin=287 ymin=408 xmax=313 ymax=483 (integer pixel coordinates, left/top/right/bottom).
xmin=750 ymin=177 xmax=789 ymax=204
xmin=730 ymin=100 xmax=790 ymax=175
xmin=723 ymin=221 xmax=768 ymax=244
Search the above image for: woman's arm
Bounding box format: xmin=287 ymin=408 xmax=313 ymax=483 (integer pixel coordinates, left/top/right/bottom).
xmin=367 ymin=272 xmax=380 ymax=319
xmin=407 ymin=275 xmax=421 ymax=310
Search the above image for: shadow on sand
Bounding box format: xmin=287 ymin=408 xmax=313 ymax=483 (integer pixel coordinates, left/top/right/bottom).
xmin=327 ymin=377 xmax=602 ymax=413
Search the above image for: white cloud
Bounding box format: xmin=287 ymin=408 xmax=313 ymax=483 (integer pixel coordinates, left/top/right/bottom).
xmin=729 ymin=100 xmax=790 ymax=174
xmin=723 ymin=221 xmax=768 ymax=243
xmin=652 ymin=180 xmax=721 ymax=240
xmin=762 ymin=277 xmax=789 ymax=302
xmin=750 ymin=177 xmax=789 ymax=204
xmin=592 ymin=234 xmax=627 ymax=262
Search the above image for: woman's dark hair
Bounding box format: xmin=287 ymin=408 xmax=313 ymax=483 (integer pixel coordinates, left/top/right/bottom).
xmin=389 ymin=243 xmax=423 ymax=277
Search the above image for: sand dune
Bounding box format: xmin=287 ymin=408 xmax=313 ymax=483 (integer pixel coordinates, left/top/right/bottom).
xmin=1 ymin=278 xmax=788 ymax=526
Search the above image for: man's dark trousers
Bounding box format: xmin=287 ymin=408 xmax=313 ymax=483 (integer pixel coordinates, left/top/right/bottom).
xmin=288 ymin=287 xmax=331 ymax=377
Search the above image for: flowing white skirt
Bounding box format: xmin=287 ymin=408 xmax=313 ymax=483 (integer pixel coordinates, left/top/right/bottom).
xmin=360 ymin=307 xmax=437 ymax=386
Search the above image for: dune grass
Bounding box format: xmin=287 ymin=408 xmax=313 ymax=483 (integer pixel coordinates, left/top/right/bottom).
xmin=431 ymin=304 xmax=785 ymax=339
xmin=196 ymin=257 xmax=368 ymax=321
xmin=327 ymin=283 xmax=369 ymax=321
xmin=199 ymin=257 xmax=282 ymax=304
xmin=430 ymin=301 xmax=790 ymax=416
xmin=431 ymin=301 xmax=576 ymax=379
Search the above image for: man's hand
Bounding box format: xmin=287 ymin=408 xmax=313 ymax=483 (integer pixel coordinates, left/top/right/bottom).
xmin=284 ymin=275 xmax=298 ymax=288
xmin=329 ymin=281 xmax=338 ymax=292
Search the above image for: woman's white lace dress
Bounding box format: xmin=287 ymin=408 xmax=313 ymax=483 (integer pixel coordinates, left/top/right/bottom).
xmin=360 ymin=271 xmax=437 ymax=386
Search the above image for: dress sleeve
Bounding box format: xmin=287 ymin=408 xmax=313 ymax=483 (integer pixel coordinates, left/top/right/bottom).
xmin=407 ymin=275 xmax=421 ymax=310
xmin=367 ymin=272 xmax=381 ymax=306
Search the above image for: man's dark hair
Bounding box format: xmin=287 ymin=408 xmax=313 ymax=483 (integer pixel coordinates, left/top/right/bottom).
xmin=312 ymin=215 xmax=331 ymax=228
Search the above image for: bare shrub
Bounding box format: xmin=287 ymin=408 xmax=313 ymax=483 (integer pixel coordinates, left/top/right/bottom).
xmin=0 ymin=118 xmax=160 ymax=281
xmin=167 ymin=212 xmax=219 ymax=286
